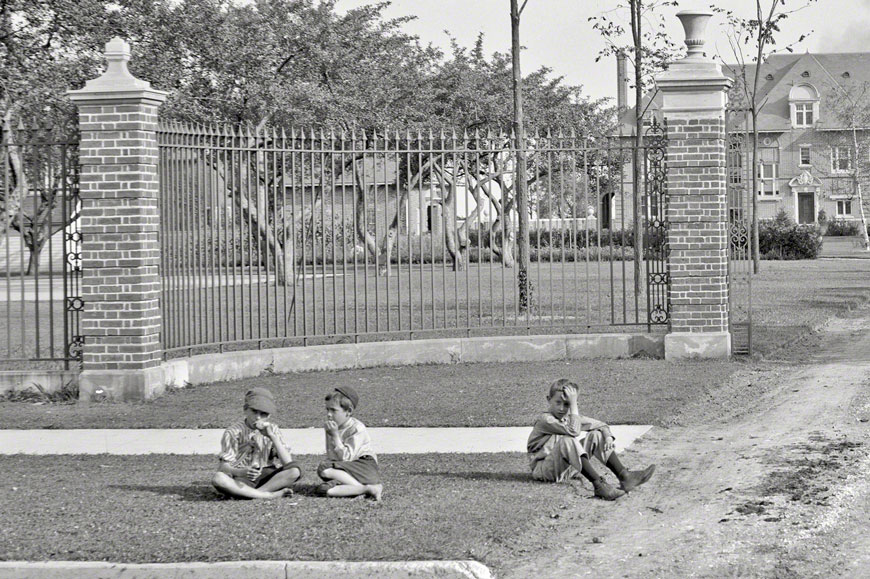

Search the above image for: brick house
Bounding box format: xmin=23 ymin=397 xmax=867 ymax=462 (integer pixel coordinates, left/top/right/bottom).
xmin=617 ymin=51 xmax=870 ymax=228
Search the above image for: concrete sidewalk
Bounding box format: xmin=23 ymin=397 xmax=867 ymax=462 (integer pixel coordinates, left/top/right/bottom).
xmin=0 ymin=560 xmax=493 ymax=579
xmin=0 ymin=425 xmax=652 ymax=455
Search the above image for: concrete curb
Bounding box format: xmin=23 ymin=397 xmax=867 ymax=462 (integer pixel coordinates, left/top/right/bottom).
xmin=0 ymin=560 xmax=493 ymax=578
xmin=0 ymin=425 xmax=653 ymax=455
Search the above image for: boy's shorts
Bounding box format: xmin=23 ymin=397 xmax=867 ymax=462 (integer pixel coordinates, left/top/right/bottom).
xmin=238 ymin=461 xmax=303 ymax=488
xmin=317 ymin=455 xmax=380 ymax=485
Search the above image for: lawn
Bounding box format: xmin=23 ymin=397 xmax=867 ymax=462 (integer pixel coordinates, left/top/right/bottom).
xmin=0 ymin=453 xmax=579 ymax=569
xmin=0 ymin=358 xmax=734 ymax=429
xmin=748 ymin=259 xmax=870 ymax=357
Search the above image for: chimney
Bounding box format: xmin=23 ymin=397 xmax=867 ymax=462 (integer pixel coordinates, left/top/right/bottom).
xmin=616 ymin=52 xmax=628 ymax=113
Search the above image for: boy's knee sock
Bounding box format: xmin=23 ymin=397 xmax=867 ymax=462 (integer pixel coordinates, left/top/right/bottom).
xmin=606 ymin=453 xmax=628 ymax=480
xmin=580 ymin=456 xmax=603 ymax=483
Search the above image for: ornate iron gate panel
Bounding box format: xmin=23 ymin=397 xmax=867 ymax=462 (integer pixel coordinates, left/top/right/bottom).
xmin=0 ymin=121 xmax=82 ymax=368
xmin=726 ymin=108 xmax=752 ymax=354
xmin=644 ymin=118 xmax=669 ymax=326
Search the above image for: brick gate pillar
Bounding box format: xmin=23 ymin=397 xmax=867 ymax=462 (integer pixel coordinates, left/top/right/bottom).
xmin=656 ymin=12 xmax=733 ymax=359
xmin=67 ymin=38 xmax=168 ymax=400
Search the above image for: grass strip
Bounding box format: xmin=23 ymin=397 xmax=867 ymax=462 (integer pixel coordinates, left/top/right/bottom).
xmin=0 ymin=453 xmax=580 ymax=567
xmin=0 ymin=359 xmax=734 ymax=429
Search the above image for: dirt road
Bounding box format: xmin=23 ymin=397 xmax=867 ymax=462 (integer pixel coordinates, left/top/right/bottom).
xmin=497 ymin=305 xmax=870 ymax=578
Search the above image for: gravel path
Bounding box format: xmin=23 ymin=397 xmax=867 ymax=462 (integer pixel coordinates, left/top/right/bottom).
xmin=493 ymin=305 xmax=870 ymax=577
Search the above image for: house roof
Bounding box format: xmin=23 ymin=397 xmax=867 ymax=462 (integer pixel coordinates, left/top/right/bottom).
xmin=619 ymin=52 xmax=870 ymax=134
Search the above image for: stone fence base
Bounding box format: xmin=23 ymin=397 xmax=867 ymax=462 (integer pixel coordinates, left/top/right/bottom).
xmin=2 ymin=333 xmax=666 ymax=399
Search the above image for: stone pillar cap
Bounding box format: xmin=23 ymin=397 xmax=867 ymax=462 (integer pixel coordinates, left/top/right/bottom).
xmin=654 ymin=12 xmax=731 ymax=112
xmin=67 ymin=37 xmax=167 ymax=104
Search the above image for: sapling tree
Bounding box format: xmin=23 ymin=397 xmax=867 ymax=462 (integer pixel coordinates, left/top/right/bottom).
xmin=819 ymin=80 xmax=870 ymax=250
xmin=588 ymin=0 xmax=678 ymax=295
xmin=714 ymin=0 xmax=817 ymax=272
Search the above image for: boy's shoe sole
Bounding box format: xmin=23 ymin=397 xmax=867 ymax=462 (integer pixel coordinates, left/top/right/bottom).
xmin=620 ymin=465 xmax=656 ymax=492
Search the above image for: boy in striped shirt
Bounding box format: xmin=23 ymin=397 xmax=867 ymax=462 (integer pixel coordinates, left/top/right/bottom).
xmin=212 ymin=387 xmax=301 ymax=499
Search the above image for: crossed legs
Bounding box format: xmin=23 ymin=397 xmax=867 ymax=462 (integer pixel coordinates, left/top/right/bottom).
xmin=212 ymin=465 xmax=301 ymax=500
xmin=318 ymin=465 xmax=383 ymax=501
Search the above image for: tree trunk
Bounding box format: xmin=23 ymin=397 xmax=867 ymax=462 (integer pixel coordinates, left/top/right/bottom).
xmin=631 ymin=0 xmax=645 ymax=298
xmin=209 ymin=153 xmax=294 ymax=285
xmin=1 ymin=110 xmax=27 ymax=238
xmin=433 ymin=165 xmax=465 ymax=271
xmin=750 ymin=111 xmax=761 ymax=272
xmin=511 ymin=0 xmax=532 ymax=311
xmin=502 ymin=218 xmax=517 ymax=268
xmin=849 ymin=126 xmax=870 ymax=250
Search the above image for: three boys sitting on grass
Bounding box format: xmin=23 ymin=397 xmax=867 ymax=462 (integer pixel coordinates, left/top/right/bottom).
xmin=213 ymin=378 xmax=653 ymax=502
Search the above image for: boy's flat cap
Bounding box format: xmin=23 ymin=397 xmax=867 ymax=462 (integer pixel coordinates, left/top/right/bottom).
xmin=334 ymin=385 xmax=359 ymax=409
xmin=245 ymin=387 xmax=276 ymax=414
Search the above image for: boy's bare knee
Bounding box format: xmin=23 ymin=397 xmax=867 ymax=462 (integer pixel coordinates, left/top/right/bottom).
xmin=212 ymin=471 xmax=229 ymax=489
xmin=286 ymin=466 xmax=302 ymax=481
xmin=317 ymin=461 xmax=332 ymax=478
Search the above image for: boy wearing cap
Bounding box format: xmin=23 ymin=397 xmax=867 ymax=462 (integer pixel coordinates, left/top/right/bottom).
xmin=527 ymin=378 xmax=655 ymax=501
xmin=211 ymin=387 xmax=302 ymax=499
xmin=316 ymin=385 xmax=383 ymax=501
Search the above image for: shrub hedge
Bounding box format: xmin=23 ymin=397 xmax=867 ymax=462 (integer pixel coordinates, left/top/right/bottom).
xmin=825 ymin=219 xmax=862 ymax=237
xmin=758 ymin=210 xmax=823 ymax=260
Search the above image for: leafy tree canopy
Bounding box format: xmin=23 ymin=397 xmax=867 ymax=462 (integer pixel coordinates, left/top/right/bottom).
xmin=3 ymin=0 xmax=613 ymax=132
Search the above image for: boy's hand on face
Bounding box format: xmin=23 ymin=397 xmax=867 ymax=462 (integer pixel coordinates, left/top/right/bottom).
xmin=562 ymin=384 xmax=579 ymax=404
xmin=325 ymin=419 xmax=339 ymax=436
xmin=262 ymin=423 xmax=279 ymax=440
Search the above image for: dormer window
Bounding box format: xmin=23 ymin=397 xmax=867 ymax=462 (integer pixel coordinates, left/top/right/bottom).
xmin=789 ymin=84 xmax=820 ymax=128
xmin=795 ymin=103 xmax=814 ymax=126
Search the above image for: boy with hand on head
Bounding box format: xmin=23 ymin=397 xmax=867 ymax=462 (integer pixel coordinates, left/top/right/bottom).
xmin=211 ymin=387 xmax=302 ymax=499
xmin=317 ymin=385 xmax=383 ymax=501
xmin=528 ymin=378 xmax=655 ymax=501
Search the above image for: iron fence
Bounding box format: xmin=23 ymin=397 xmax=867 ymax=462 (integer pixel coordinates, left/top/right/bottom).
xmin=727 ymin=108 xmax=753 ymax=354
xmin=0 ymin=122 xmax=82 ymax=369
xmin=158 ymin=122 xmax=668 ymax=357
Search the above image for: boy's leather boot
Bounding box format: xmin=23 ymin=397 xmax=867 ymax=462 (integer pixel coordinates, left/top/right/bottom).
xmin=620 ymin=464 xmax=656 ymax=492
xmin=592 ymin=477 xmax=625 ymax=501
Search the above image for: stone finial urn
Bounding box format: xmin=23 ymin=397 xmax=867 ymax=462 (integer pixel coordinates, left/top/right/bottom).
xmin=676 ymin=10 xmax=713 ymax=60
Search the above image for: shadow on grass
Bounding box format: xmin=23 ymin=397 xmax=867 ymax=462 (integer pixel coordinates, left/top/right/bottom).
xmin=111 ymin=483 xmax=219 ymax=502
xmin=112 ymin=481 xmax=329 ymax=501
xmin=412 ymin=471 xmax=535 ymax=483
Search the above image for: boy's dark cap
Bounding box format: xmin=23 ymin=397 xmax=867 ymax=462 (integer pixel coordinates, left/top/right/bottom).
xmin=334 ymin=385 xmax=359 ymax=409
xmin=245 ymin=387 xmax=276 ymax=415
